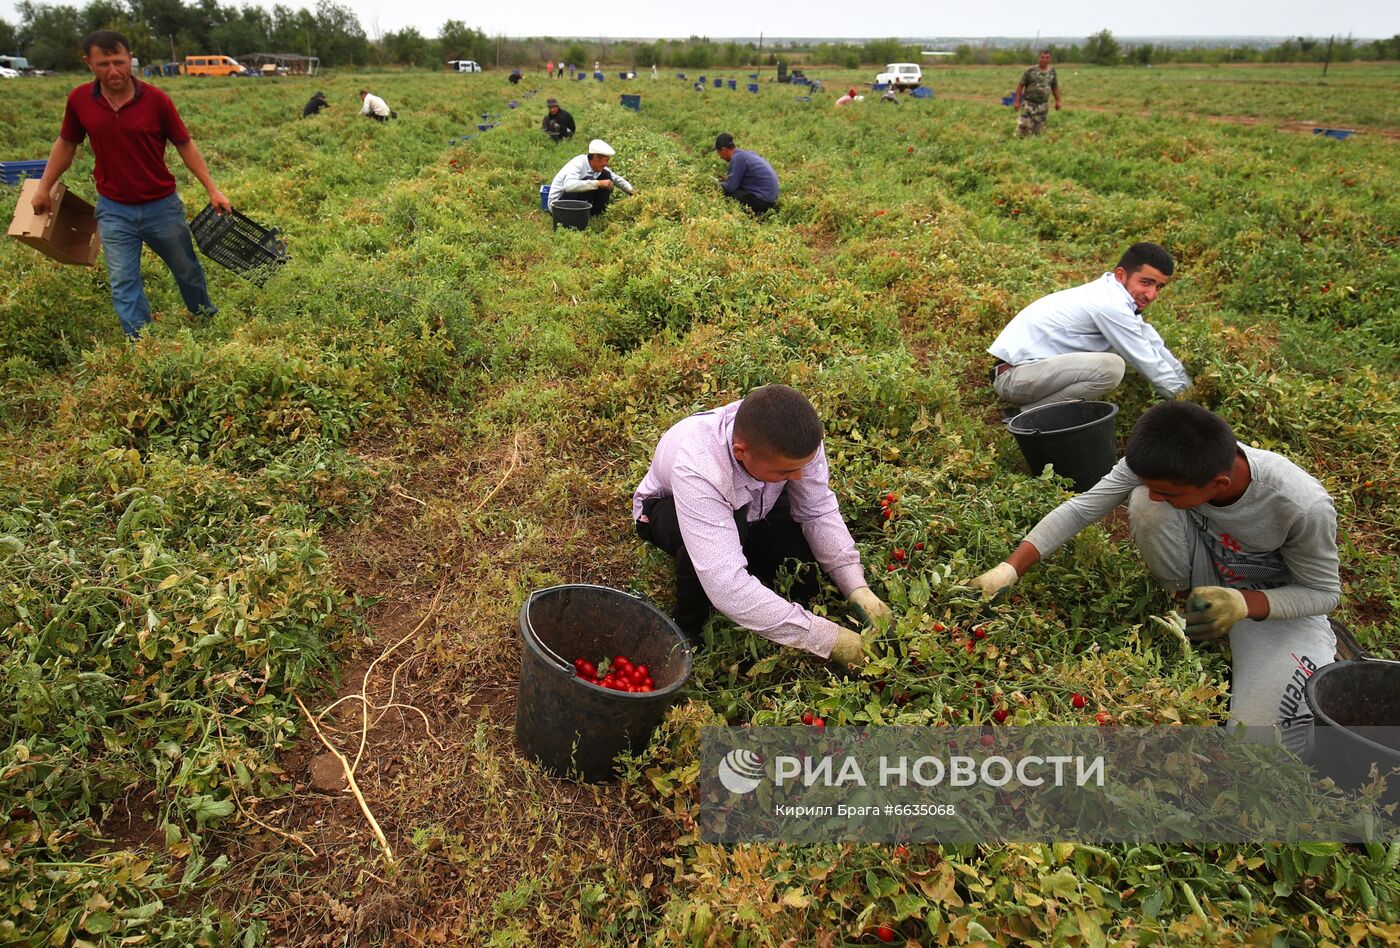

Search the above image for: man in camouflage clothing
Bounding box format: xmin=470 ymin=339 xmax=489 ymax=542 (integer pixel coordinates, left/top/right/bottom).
xmin=1014 ymin=50 xmax=1062 ymax=136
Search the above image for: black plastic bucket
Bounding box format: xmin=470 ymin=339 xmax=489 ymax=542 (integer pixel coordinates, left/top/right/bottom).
xmin=515 ymin=584 xmax=693 ymax=782
xmin=1007 ymin=400 xmax=1120 ymax=492
xmin=550 ymin=199 xmax=592 ymax=231
xmin=1305 ymin=658 xmax=1400 ymax=804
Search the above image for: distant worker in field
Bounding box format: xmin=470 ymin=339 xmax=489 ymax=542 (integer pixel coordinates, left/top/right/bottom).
xmin=714 ymin=132 xmax=779 ymax=215
xmin=546 ymin=59 xmax=554 ymax=76
xmin=880 ymin=88 xmax=899 ymax=105
xmin=301 ymin=90 xmax=329 ymax=117
xmin=31 ymin=29 xmax=227 ymax=339
xmin=633 ymin=384 xmax=893 ymax=666
xmin=359 ymin=89 xmax=394 ymax=121
xmin=547 ymin=138 xmax=635 ymax=218
xmin=509 ymin=67 xmax=522 ymax=85
xmin=541 ymin=98 xmax=576 ymax=142
xmin=987 ymin=242 xmax=1190 ymax=415
xmin=835 ymin=87 xmax=860 ymax=107
xmin=651 ymin=63 xmax=658 ymax=79
xmin=593 ymin=60 xmax=601 ymax=73
xmin=557 ymin=62 xmax=565 ymax=78
xmin=969 ymin=400 xmax=1340 ymax=753
xmin=1013 ymin=49 xmax=1062 ymax=136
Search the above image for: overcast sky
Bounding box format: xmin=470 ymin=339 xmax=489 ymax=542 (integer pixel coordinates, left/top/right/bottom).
xmin=3 ymin=0 xmax=1395 ymax=40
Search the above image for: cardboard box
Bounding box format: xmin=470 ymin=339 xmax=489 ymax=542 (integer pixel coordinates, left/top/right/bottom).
xmin=8 ymin=178 xmax=102 ymax=267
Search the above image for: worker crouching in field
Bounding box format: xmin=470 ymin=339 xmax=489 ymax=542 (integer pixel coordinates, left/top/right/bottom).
xmin=359 ymin=89 xmax=395 ymax=121
xmin=970 ymin=402 xmax=1340 ymax=754
xmin=302 ymin=90 xmax=329 ymax=117
xmin=987 ymin=242 xmax=1191 ymax=417
xmin=547 ymin=139 xmax=635 ymax=217
xmin=714 ymin=132 xmax=779 ymax=215
xmin=31 ymin=29 xmax=227 ymax=339
xmin=541 ymin=98 xmax=575 ymax=142
xmin=633 ymin=384 xmax=892 ymax=667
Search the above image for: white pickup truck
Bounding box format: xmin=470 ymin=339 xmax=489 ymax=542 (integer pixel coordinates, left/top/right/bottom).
xmin=875 ymin=63 xmax=922 ymax=91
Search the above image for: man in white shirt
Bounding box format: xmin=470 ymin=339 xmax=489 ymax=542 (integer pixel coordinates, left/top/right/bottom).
xmin=987 ymin=242 xmax=1191 ymax=414
xmin=547 ymin=138 xmax=635 ymax=217
xmin=358 ymin=89 xmax=393 ymax=122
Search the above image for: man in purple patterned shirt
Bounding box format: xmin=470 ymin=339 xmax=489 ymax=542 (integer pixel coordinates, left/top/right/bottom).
xmin=633 ymin=385 xmax=891 ymax=666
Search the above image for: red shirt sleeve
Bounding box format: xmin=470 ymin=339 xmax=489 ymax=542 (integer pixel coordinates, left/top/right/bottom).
xmin=59 ymin=91 xmax=87 ymax=144
xmin=161 ymin=93 xmax=192 ymax=144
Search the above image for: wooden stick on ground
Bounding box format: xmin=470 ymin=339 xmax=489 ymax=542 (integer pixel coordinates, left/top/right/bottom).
xmin=295 ymin=693 xmax=396 ymax=866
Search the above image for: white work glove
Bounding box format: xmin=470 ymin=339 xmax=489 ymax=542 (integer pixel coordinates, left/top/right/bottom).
xmin=828 ymin=628 xmax=868 ymax=668
xmin=848 ymin=586 xmax=892 ymax=624
xmin=1182 ymin=586 xmax=1248 ymax=641
xmin=969 ymin=562 xmax=1018 ymax=601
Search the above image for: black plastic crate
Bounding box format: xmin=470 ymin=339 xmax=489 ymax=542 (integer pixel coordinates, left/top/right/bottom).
xmin=190 ymin=204 xmax=287 ymax=285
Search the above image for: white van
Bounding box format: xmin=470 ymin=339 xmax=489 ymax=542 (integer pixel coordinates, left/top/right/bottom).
xmin=875 ymin=63 xmax=922 ymax=91
xmin=448 ymin=60 xmax=482 ymax=73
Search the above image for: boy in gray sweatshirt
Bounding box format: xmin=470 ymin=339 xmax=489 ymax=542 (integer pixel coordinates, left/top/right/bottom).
xmin=970 ymin=401 xmax=1338 ymax=752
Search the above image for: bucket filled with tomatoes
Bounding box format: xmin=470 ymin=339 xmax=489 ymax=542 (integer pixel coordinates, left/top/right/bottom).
xmin=516 ymin=584 xmax=694 ymax=781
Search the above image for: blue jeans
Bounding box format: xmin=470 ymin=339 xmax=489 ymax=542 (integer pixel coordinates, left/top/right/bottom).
xmin=95 ymin=192 xmax=216 ymax=338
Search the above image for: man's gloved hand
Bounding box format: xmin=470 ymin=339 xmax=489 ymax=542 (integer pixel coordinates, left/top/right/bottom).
xmin=1183 ymin=586 xmax=1248 ymax=641
xmin=828 ymin=628 xmax=868 ymax=668
xmin=848 ymin=586 xmax=892 ymax=624
xmin=969 ymin=562 xmax=1019 ymax=601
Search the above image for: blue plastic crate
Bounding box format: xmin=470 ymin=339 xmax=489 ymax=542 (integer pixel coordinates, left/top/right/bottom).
xmin=1313 ymin=127 xmax=1355 ymax=140
xmin=1001 ymin=95 xmax=1016 ymax=106
xmin=911 ymin=86 xmax=933 ymax=99
xmin=728 ymin=79 xmax=737 ymax=90
xmin=620 ymin=93 xmax=641 ymax=111
xmin=872 ymin=82 xmax=889 ymax=92
xmin=0 ymin=160 xmax=47 ymax=186
xmin=747 ymin=83 xmax=758 ymax=93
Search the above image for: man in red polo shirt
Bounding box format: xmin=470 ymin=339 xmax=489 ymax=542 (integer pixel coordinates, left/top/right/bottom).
xmin=31 ymin=30 xmax=232 ymax=338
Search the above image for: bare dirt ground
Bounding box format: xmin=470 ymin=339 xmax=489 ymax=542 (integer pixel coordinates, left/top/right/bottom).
xmin=208 ymin=412 xmax=685 ymax=944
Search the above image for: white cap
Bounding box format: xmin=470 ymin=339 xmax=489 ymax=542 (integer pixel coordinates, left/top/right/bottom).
xmin=588 ymin=139 xmax=615 ymax=156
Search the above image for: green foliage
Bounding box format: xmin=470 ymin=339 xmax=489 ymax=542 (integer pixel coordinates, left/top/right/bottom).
xmin=0 ymin=65 xmax=1397 ymax=944
xmin=1084 ymin=29 xmax=1123 ymax=66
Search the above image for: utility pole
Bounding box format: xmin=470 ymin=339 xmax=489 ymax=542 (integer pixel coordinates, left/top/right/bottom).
xmin=169 ymin=34 xmax=176 ymax=65
xmin=757 ymin=31 xmax=763 ymax=77
xmin=1322 ymin=34 xmax=1334 ymax=76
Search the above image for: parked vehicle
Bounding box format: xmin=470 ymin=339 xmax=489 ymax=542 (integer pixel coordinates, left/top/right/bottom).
xmin=875 ymin=62 xmax=922 ymax=91
xmin=0 ymin=66 xmax=19 ymax=79
xmin=448 ymin=60 xmax=482 ymax=73
xmin=184 ymin=55 xmax=246 ymax=77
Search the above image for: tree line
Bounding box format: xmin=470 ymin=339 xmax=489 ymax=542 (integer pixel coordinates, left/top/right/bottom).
xmin=2 ymin=4 xmax=1396 ymax=72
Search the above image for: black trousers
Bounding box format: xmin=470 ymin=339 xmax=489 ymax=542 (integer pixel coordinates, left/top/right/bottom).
xmin=728 ymin=189 xmax=776 ymax=215
xmin=583 ymin=169 xmax=615 ymax=216
xmin=636 ymin=492 xmax=821 ymax=641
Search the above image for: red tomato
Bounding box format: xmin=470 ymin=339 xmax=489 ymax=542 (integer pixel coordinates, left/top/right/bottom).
xmin=1096 ymin=711 xmax=1112 ymax=725
xmin=993 ymin=708 xmax=1009 ymax=723
xmin=801 ymin=712 xmax=814 ymax=725
xmin=893 ymin=548 xmax=906 ymax=561
xmin=634 ymin=664 xmax=649 ymax=678
xmin=980 ymin=733 xmax=995 ymax=747
xmin=875 ymin=923 xmax=896 ymax=942
xmin=812 ymin=717 xmax=826 ymax=730
xmin=914 ymin=542 xmax=925 ymax=551
xmin=973 ymin=627 xmax=985 ymax=639
xmin=1071 ymin=693 xmax=1087 ymax=709
xmin=893 ymin=844 xmax=909 ymax=860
